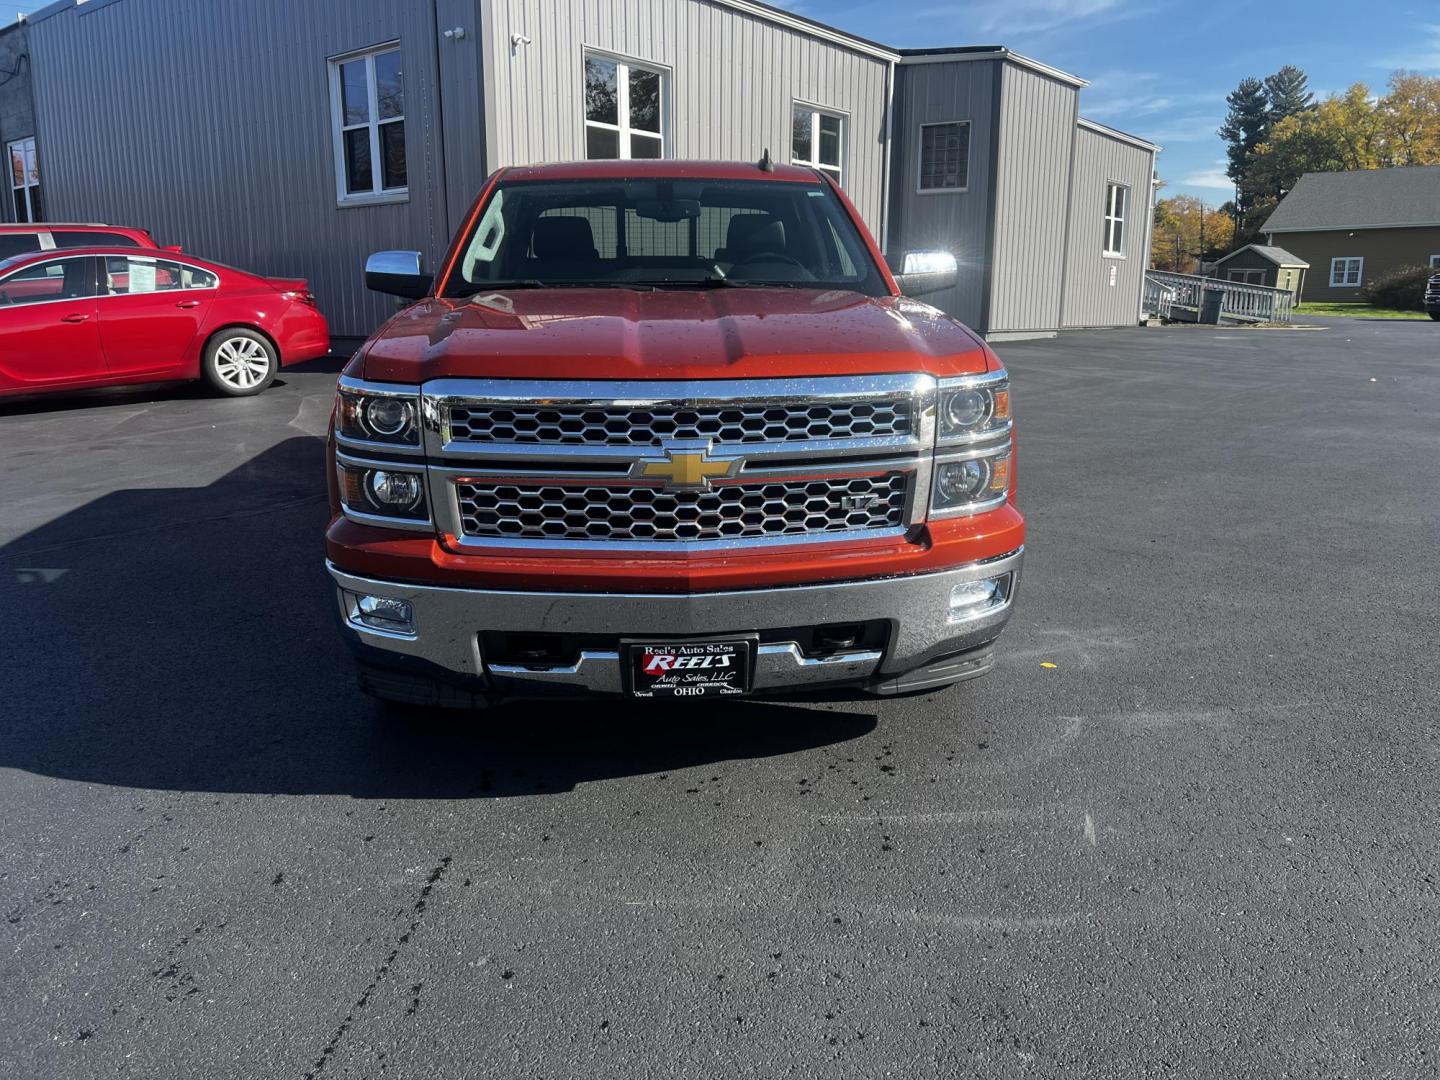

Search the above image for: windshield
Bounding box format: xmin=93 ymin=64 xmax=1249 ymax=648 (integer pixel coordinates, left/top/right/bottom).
xmin=441 ymin=177 xmax=888 ymax=297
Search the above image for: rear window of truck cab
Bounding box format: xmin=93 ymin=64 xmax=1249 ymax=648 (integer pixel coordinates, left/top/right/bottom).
xmin=444 ymin=178 xmax=887 ymax=297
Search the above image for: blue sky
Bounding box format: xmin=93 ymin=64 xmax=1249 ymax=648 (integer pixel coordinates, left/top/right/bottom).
xmin=778 ymin=0 xmax=1438 ymax=202
xmin=8 ymin=0 xmax=1434 ymax=203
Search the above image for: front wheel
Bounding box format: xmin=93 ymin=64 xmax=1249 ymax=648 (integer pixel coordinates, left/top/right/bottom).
xmin=1429 ymin=311 xmax=1440 ymax=322
xmin=202 ymin=329 xmax=277 ymax=396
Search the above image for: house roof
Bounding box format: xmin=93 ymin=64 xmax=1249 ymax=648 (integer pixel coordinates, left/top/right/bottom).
xmin=1214 ymin=243 xmax=1309 ymax=268
xmin=1262 ymin=166 xmax=1440 ymax=233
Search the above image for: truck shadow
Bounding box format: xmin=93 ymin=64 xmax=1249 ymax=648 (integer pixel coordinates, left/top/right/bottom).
xmin=0 ymin=437 xmax=876 ymax=799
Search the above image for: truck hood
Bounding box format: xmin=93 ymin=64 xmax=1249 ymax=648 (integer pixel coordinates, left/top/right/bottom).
xmin=359 ymin=288 xmax=994 ymax=383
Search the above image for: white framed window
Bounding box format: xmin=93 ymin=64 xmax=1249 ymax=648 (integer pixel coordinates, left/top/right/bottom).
xmin=1329 ymin=257 xmax=1363 ymax=287
xmin=917 ymin=121 xmax=970 ymax=193
xmin=328 ymin=43 xmax=406 ymax=205
xmin=1429 ymin=254 xmax=1440 ymax=268
xmin=1228 ymin=269 xmax=1265 ymax=285
xmin=8 ymin=137 xmax=41 ymax=223
xmin=583 ymin=51 xmax=667 ymax=160
xmin=791 ymin=103 xmax=844 ymax=184
xmin=1103 ymin=182 xmax=1128 ymax=257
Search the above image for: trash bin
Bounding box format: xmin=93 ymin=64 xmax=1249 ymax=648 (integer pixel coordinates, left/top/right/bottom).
xmin=1199 ymin=286 xmax=1224 ymax=325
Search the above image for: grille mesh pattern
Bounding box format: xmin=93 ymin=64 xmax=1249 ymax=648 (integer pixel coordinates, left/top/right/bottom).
xmin=455 ymin=474 xmax=908 ymax=543
xmin=447 ymin=400 xmax=913 ymax=446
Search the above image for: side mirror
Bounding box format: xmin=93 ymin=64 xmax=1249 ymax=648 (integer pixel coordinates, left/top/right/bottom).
xmin=892 ymin=250 xmax=958 ymax=297
xmin=366 ymin=250 xmax=432 ymax=299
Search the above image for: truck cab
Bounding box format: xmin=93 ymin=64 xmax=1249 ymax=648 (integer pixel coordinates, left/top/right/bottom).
xmin=326 ymin=160 xmax=1023 ymax=708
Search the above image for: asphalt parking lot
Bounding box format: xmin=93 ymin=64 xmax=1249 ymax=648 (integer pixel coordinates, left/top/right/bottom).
xmin=3 ymin=316 xmax=1437 ymax=1079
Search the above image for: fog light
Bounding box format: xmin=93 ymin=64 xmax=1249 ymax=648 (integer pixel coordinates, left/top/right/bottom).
xmin=348 ymin=592 xmax=415 ymax=634
xmin=948 ymin=574 xmax=1009 ymax=624
xmin=368 ymin=470 xmax=423 ymax=510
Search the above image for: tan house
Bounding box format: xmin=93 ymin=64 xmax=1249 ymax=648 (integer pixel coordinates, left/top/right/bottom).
xmin=1261 ymin=165 xmax=1440 ymax=302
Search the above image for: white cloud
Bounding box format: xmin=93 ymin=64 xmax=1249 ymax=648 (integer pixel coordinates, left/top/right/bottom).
xmin=1179 ymin=166 xmax=1233 ymax=191
xmin=1380 ymin=24 xmax=1440 ymax=71
xmin=918 ymin=0 xmax=1126 ymax=37
xmin=1083 ymin=71 xmax=1219 ymax=120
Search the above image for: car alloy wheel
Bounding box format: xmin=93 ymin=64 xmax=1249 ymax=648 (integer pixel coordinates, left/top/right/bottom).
xmin=213 ymin=336 xmax=273 ymax=390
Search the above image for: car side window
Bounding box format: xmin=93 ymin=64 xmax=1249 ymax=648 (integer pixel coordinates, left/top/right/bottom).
xmin=0 ymin=258 xmax=97 ymax=306
xmin=181 ymin=265 xmax=218 ymax=289
xmin=53 ymin=230 xmax=142 ymax=249
xmin=0 ymin=232 xmax=42 ymax=260
xmin=104 ymin=256 xmax=183 ymax=295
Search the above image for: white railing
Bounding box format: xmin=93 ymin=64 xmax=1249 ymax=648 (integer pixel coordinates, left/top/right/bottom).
xmin=1142 ymin=275 xmax=1178 ymax=320
xmin=1144 ymin=270 xmax=1295 ymax=324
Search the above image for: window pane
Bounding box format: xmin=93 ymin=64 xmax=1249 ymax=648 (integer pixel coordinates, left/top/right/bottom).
xmin=1112 ymin=220 xmax=1124 ymax=253
xmin=105 ymin=257 xmax=182 ymax=294
xmin=630 ymin=133 xmax=662 ymax=159
xmin=380 ymin=120 xmax=406 ymax=189
xmin=0 ymin=258 xmax=90 ymax=305
xmin=344 ymin=127 xmax=373 ymax=193
xmin=375 ymin=50 xmax=403 ymax=120
xmin=182 ymin=266 xmax=218 ymax=289
xmin=792 ymin=106 xmax=811 ymax=162
xmin=920 ymin=122 xmax=969 ymax=190
xmin=584 ymin=56 xmax=618 ymax=125
xmin=340 ymin=59 xmax=370 ymax=125
xmin=629 ymin=67 xmax=660 ymax=133
xmin=8 ymin=143 xmax=20 ymax=188
xmin=0 ymin=232 xmax=39 ymax=259
xmin=12 ymin=188 xmax=27 ymax=223
xmin=54 ymin=230 xmax=140 ymax=248
xmin=818 ymin=114 xmax=841 ymax=167
xmin=27 ymin=184 xmax=42 ymax=223
xmin=585 ymin=125 xmax=619 ymax=160
xmin=23 ymin=142 xmax=37 ymax=187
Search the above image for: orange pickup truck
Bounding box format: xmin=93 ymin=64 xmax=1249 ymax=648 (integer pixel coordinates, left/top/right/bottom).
xmin=326 ymin=159 xmax=1023 ymax=708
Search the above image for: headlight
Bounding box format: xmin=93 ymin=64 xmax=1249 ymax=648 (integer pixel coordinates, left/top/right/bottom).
xmin=937 ymin=372 xmax=1010 ymax=443
xmin=336 ymin=378 xmax=421 ymax=447
xmin=931 ymin=446 xmax=1012 ymax=515
xmin=336 ymin=456 xmax=430 ymax=525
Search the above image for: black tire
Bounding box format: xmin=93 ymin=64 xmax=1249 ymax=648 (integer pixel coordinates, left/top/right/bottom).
xmin=201 ymin=328 xmax=277 ymax=396
xmin=1429 ymin=311 xmax=1440 ymax=322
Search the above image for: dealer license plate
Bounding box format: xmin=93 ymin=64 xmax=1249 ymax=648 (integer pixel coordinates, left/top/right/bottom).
xmin=625 ymin=638 xmax=754 ymax=699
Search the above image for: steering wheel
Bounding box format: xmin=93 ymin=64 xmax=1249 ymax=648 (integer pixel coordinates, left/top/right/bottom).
xmin=729 ymin=251 xmax=807 ymax=272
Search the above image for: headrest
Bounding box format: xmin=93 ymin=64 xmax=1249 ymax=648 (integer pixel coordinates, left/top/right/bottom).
xmin=726 ymin=214 xmax=786 ymax=256
xmin=533 ymin=216 xmax=598 ymax=261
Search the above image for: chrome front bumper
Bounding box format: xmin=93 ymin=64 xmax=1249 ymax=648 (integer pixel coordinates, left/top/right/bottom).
xmin=328 ymin=548 xmax=1022 ymax=703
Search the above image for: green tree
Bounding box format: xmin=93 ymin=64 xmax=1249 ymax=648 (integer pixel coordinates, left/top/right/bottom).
xmin=1219 ymin=77 xmax=1270 ymax=190
xmin=1264 ymin=65 xmax=1315 ymax=123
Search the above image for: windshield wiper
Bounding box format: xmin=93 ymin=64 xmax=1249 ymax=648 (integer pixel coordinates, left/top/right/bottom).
xmin=465 ymin=280 xmax=657 ymax=294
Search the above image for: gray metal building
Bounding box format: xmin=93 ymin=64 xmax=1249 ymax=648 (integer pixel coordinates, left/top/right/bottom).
xmin=8 ymin=0 xmax=1158 ymax=339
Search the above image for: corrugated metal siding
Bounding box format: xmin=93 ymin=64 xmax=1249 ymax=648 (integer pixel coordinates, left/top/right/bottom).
xmin=28 ymin=0 xmax=465 ymax=337
xmin=480 ymin=0 xmax=890 ymax=230
xmin=1060 ymin=126 xmax=1155 ymax=328
xmin=988 ymin=62 xmax=1075 ymax=333
xmin=884 ymin=59 xmax=999 ymax=332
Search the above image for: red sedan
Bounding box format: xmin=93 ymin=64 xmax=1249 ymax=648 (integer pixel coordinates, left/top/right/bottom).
xmin=0 ymin=247 xmax=330 ymax=399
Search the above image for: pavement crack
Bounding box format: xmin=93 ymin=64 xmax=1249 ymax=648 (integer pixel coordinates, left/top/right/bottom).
xmin=302 ymin=856 xmax=452 ymax=1080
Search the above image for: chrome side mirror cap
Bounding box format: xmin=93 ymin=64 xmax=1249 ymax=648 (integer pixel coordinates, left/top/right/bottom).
xmin=365 ymin=250 xmax=432 ymax=300
xmin=893 ymin=250 xmax=958 ymax=297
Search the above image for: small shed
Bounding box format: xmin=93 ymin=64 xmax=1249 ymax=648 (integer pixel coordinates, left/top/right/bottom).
xmin=1213 ymin=244 xmax=1308 ymax=297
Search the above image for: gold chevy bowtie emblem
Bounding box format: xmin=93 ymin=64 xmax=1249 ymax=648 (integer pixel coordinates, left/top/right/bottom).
xmin=641 ymin=449 xmax=735 ymax=489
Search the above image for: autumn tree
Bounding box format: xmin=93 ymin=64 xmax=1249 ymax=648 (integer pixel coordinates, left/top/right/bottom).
xmin=1151 ymin=195 xmax=1236 ymax=273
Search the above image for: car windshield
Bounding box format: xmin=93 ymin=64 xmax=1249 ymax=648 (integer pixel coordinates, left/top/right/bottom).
xmin=441 ymin=177 xmax=888 ymax=297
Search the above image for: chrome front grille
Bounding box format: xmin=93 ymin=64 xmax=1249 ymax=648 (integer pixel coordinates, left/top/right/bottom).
xmin=423 ymin=375 xmax=937 ymax=552
xmin=447 ymin=400 xmax=913 ymax=446
xmin=455 ymin=474 xmax=909 ymax=544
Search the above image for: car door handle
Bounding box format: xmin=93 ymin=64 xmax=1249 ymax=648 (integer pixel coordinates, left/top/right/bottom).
xmin=60 ymin=313 xmax=90 ymax=323
xmin=176 ymin=299 xmax=201 ymax=309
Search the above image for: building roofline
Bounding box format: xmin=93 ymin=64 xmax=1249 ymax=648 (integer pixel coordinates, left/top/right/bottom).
xmin=711 ymin=0 xmax=900 ymax=61
xmin=1265 ymin=222 xmax=1440 ymax=234
xmin=899 ymin=47 xmax=1088 ymax=88
xmin=1213 ymin=244 xmax=1308 ymax=268
xmin=1077 ymin=117 xmax=1159 ymax=152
